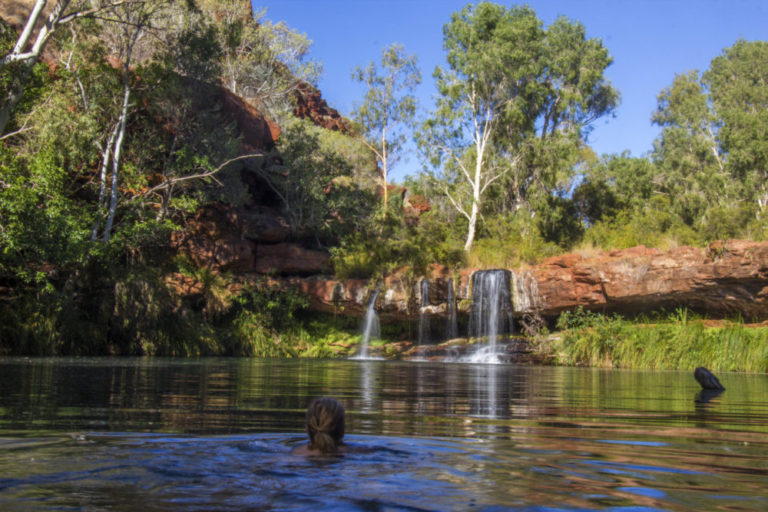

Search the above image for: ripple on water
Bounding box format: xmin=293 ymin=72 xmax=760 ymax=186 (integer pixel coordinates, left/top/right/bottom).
xmin=0 ymin=431 xmax=766 ymax=511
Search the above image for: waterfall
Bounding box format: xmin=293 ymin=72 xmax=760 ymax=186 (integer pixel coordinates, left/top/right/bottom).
xmin=352 ymin=290 xmax=381 ymax=360
xmin=418 ymin=279 xmax=430 ymax=345
xmin=446 ymin=278 xmax=458 ymax=340
xmin=466 ymin=270 xmax=513 ymax=363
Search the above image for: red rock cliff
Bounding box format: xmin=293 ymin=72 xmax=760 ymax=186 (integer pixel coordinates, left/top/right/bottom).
xmin=284 ymin=240 xmax=768 ymax=322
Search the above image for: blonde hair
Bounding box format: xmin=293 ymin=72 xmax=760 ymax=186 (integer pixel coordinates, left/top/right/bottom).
xmin=306 ymin=397 xmax=345 ymax=453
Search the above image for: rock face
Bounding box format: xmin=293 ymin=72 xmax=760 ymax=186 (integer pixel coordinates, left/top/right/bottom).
xmin=253 ymin=243 xmax=330 ymax=275
xmin=528 ymin=240 xmax=768 ymax=319
xmin=171 ymin=206 xmax=328 ymax=275
xmin=219 ymin=87 xmax=280 ymax=152
xmin=284 ymin=240 xmax=768 ymax=323
xmin=293 ymin=82 xmax=351 ymax=133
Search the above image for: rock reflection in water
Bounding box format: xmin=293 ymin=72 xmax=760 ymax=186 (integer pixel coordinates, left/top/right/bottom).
xmin=1 ymin=359 xmax=768 ymax=511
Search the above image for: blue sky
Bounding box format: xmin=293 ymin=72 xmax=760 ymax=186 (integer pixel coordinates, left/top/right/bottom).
xmin=253 ymin=0 xmax=768 ymax=182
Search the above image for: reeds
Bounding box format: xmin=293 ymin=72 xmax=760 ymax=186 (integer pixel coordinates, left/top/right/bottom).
xmin=555 ymin=309 xmax=768 ymax=372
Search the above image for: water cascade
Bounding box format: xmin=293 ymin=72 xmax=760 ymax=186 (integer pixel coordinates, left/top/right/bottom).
xmin=352 ymin=290 xmax=381 ymax=360
xmin=418 ymin=279 xmax=430 ymax=345
xmin=446 ymin=278 xmax=458 ymax=340
xmin=465 ymin=269 xmax=513 ymax=363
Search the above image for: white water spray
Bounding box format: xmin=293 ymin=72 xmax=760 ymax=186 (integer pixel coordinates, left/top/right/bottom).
xmin=418 ymin=279 xmax=430 ymax=345
xmin=464 ymin=270 xmax=513 ymax=364
xmin=446 ymin=278 xmax=458 ymax=340
xmin=351 ymin=290 xmax=383 ymax=360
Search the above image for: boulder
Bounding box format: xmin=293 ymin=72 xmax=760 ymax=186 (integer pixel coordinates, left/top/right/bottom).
xmin=694 ymin=367 xmax=726 ymax=391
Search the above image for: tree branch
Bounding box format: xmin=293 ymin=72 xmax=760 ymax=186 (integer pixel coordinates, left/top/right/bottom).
xmin=141 ymin=153 xmax=265 ymax=197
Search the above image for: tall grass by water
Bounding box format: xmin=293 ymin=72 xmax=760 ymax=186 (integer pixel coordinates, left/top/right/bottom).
xmin=554 ymin=308 xmax=768 ymax=372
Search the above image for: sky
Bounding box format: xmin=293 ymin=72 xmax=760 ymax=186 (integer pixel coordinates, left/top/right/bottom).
xmin=253 ymin=0 xmax=768 ymax=182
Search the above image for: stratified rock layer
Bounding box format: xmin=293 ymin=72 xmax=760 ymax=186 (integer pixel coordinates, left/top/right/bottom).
xmin=286 ymin=240 xmax=768 ymax=322
xmin=529 ymin=240 xmax=768 ymax=318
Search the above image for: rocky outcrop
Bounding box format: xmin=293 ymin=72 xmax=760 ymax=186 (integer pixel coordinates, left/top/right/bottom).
xmin=528 ymin=240 xmax=768 ymax=318
xmin=284 ymin=240 xmax=768 ymax=323
xmin=171 ymin=205 xmax=328 ymax=275
xmin=293 ymin=82 xmax=351 ymax=133
xmin=219 ymin=87 xmax=280 ymax=152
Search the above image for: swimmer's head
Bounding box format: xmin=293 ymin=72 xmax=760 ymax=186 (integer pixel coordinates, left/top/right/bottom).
xmin=306 ymin=397 xmax=345 ymax=453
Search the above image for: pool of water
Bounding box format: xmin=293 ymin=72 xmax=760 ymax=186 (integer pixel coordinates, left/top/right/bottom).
xmin=0 ymin=358 xmax=767 ymax=510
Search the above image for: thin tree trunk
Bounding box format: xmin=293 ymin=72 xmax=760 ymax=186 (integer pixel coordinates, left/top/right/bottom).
xmin=102 ymin=12 xmax=142 ymax=242
xmin=0 ymin=0 xmax=74 ymax=134
xmin=464 ymin=142 xmax=484 ymax=252
xmin=464 ymin=95 xmax=490 ymax=253
xmin=103 ymin=83 xmax=130 ymax=241
xmin=381 ymin=121 xmax=388 ymax=209
xmin=91 ymin=123 xmax=119 ymax=240
xmin=9 ymin=0 xmax=48 ymax=58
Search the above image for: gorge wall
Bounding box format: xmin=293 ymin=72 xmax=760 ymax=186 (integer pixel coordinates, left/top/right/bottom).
xmin=279 ymin=239 xmax=768 ymax=324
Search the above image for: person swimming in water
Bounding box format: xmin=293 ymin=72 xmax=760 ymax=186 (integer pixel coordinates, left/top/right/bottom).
xmin=292 ymin=397 xmax=346 ymax=455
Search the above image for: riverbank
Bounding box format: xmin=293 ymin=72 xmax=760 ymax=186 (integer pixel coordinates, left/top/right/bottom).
xmin=315 ymin=310 xmax=768 ymax=374
xmin=546 ymin=310 xmax=768 ymax=373
xmin=4 ymin=290 xmax=768 ymax=373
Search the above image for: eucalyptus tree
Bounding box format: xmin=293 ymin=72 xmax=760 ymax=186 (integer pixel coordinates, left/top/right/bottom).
xmin=352 ymin=43 xmax=420 ymax=209
xmin=511 ymin=15 xmax=618 ymax=213
xmin=705 ymin=40 xmax=768 ymax=218
xmin=0 ymin=0 xmax=143 ymax=135
xmin=651 ymin=71 xmax=729 ymax=227
xmin=93 ymin=0 xmax=176 ymax=241
xmin=419 ymin=2 xmax=617 ymax=252
xmin=651 ymin=40 xmax=768 ymax=231
xmin=418 ymin=3 xmax=539 ymax=252
xmin=196 ymin=0 xmax=321 ymax=118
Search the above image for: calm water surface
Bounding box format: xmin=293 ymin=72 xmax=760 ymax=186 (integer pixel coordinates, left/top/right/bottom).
xmin=0 ymin=357 xmax=767 ymax=511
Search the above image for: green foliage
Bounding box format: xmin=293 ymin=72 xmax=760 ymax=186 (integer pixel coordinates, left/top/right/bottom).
xmin=535 ymin=195 xmax=584 ymax=248
xmin=419 ymin=2 xmax=618 ymax=251
xmin=130 ymin=25 xmax=240 ymax=222
xmin=648 ymin=40 xmax=768 ymax=237
xmin=573 ymin=152 xmax=655 ymax=224
xmin=467 ymin=213 xmax=561 ymax=268
xmin=554 ymin=308 xmax=768 ymax=372
xmin=331 ymin=201 xmax=465 ymax=279
xmin=234 ymin=280 xmax=309 ymax=330
xmin=352 ymin=43 xmax=421 ymax=206
xmin=581 ymin=206 xmax=700 ymax=251
xmin=263 ymin=118 xmax=375 ymax=245
xmin=0 ymin=147 xmax=93 ymax=284
xmin=197 ymin=0 xmax=321 ymax=118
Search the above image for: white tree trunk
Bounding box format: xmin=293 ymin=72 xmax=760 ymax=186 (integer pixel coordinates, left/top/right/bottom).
xmin=381 ymin=121 xmax=388 ymax=208
xmin=103 ymin=83 xmax=130 ymax=241
xmin=464 ymin=134 xmax=485 ymax=252
xmin=91 ymin=123 xmax=119 ymax=240
xmin=0 ymin=0 xmax=72 ymax=134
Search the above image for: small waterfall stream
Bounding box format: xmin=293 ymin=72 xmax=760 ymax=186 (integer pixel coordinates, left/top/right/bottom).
xmin=418 ymin=279 xmax=430 ymax=345
xmin=352 ymin=290 xmax=382 ymax=360
xmin=446 ymin=278 xmax=458 ymax=340
xmin=465 ymin=270 xmax=513 ymax=363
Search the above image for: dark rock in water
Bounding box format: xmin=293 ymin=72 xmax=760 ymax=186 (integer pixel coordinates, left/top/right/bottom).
xmin=694 ymin=367 xmax=725 ymax=391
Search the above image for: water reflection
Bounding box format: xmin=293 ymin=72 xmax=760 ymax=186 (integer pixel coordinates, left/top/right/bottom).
xmin=1 ymin=358 xmax=768 ymax=510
